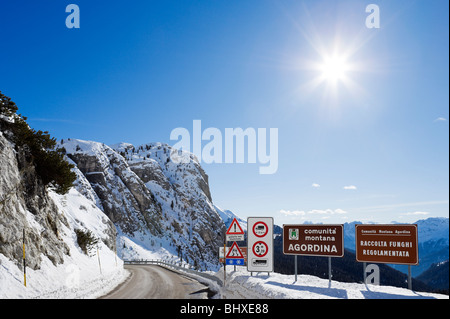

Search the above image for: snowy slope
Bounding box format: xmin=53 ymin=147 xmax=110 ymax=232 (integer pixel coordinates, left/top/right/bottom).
xmin=61 ymin=139 xmax=226 ymax=271
xmin=118 ymin=141 xmax=226 ymax=270
xmin=1 ymin=131 xmax=127 ymax=299
xmin=214 ymin=205 xmax=247 ymax=231
xmin=0 ymin=188 xmax=127 ymax=299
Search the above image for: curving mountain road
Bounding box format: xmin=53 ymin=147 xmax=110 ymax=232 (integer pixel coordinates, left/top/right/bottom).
xmin=100 ymin=264 xmax=211 ymax=299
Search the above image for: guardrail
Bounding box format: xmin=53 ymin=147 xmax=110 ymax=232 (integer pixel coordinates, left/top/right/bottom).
xmin=124 ymin=259 xmax=223 ymax=288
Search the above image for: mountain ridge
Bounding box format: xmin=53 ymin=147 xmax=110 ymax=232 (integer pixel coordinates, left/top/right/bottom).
xmin=61 ymin=138 xmax=226 ymax=271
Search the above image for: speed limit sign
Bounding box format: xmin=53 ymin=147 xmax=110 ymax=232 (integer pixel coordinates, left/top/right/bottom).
xmin=247 ymin=217 xmax=273 ymax=272
xmin=253 ymin=241 xmax=268 ymax=257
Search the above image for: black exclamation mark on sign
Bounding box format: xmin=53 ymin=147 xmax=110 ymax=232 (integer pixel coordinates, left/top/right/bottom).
xmin=234 ymin=224 xmax=236 ymax=233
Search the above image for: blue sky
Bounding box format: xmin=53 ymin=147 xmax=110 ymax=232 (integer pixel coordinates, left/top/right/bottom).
xmin=1 ymin=0 xmax=448 ymax=225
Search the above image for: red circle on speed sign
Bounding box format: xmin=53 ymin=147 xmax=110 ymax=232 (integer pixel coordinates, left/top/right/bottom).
xmin=252 ymin=241 xmax=268 ymax=257
xmin=253 ymin=221 xmax=268 ymax=238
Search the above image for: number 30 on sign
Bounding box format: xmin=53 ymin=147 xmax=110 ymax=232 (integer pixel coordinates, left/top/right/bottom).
xmin=253 ymin=241 xmax=268 ymax=257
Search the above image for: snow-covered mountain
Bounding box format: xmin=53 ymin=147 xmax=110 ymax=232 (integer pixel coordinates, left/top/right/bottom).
xmin=416 ymin=260 xmax=449 ymax=292
xmin=3 ymin=93 xmax=445 ymax=299
xmin=61 ymin=139 xmax=226 ymax=271
xmin=1 ymin=120 xmax=228 ymax=298
xmin=214 ymin=205 xmax=247 ymax=231
xmin=1 ymin=132 xmax=70 ymax=271
xmin=0 ymin=131 xmax=125 ymax=298
xmin=2 ymin=119 xmax=447 ymax=297
xmin=415 ymin=217 xmax=449 ymax=243
xmin=396 ymin=217 xmax=449 ymax=276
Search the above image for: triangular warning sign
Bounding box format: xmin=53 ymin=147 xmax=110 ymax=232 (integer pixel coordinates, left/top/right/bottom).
xmin=226 ymin=242 xmax=244 ymax=259
xmin=226 ymin=218 xmax=244 ymax=235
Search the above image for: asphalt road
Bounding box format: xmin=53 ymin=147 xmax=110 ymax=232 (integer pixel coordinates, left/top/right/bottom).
xmin=99 ymin=264 xmax=211 ymax=299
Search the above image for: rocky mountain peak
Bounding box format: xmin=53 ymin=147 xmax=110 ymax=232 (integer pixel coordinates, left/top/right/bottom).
xmin=62 ymin=138 xmax=225 ymax=270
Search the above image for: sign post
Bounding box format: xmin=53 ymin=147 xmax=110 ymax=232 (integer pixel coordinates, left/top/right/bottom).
xmin=23 ymin=228 xmax=26 ymax=287
xmin=223 ymin=242 xmax=226 ymax=285
xmin=283 ymin=224 xmax=344 ymax=283
xmin=328 ymin=257 xmax=332 ymax=285
xmin=226 ymin=218 xmax=245 ymax=242
xmin=294 ymin=255 xmax=297 ymax=282
xmin=225 ymin=242 xmax=245 ymax=267
xmin=223 ymin=218 xmax=245 ymax=285
xmin=247 ymin=217 xmax=274 ymax=273
xmin=355 ymin=224 xmax=418 ymax=290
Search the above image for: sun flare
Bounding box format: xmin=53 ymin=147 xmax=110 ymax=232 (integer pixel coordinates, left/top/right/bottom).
xmin=319 ymin=54 xmax=350 ymax=82
xmin=297 ymin=45 xmax=366 ymax=116
xmin=287 ymin=5 xmax=375 ymax=118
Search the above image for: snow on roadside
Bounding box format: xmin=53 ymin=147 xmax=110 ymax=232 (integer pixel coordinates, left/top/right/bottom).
xmin=0 ymin=188 xmax=128 ymax=299
xmin=1 ymin=184 xmax=447 ymax=300
xmin=0 ymin=248 xmax=128 ymax=299
xmin=217 ymin=267 xmax=448 ymax=299
xmin=118 ymin=233 xmax=180 ymax=263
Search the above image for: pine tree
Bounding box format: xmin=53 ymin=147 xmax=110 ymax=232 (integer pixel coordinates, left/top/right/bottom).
xmin=0 ymin=91 xmax=76 ymax=194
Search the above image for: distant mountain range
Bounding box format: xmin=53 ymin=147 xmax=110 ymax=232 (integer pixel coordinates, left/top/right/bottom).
xmin=416 ymin=260 xmax=449 ymax=292
xmin=216 ymin=206 xmax=448 ymax=293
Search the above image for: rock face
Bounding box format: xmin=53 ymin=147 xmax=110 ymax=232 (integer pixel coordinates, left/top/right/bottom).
xmin=1 ymin=126 xmax=225 ymax=272
xmin=0 ymin=132 xmax=70 ymax=270
xmin=62 ymin=140 xmax=163 ymax=237
xmin=62 ymin=139 xmax=225 ymax=270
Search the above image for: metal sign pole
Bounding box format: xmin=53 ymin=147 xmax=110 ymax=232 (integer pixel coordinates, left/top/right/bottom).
xmin=408 ymin=265 xmax=412 ymax=290
xmin=23 ymin=228 xmax=26 ymax=287
xmin=223 ymin=243 xmax=226 ymax=286
xmin=328 ymin=257 xmax=332 ymax=285
xmin=294 ymin=255 xmax=297 ymax=282
xmin=363 ymin=262 xmax=367 ymax=284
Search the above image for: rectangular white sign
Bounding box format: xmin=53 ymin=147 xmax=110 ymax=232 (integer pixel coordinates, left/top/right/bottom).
xmin=226 ymin=234 xmax=245 ymax=242
xmin=247 ymin=217 xmax=274 ymax=272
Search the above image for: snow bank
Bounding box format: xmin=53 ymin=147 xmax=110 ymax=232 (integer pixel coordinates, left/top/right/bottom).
xmin=217 ymin=267 xmax=448 ymax=299
xmin=118 ymin=233 xmax=179 ymax=262
xmin=0 ymin=188 xmax=128 ymax=299
xmin=0 ymin=247 xmax=128 ymax=299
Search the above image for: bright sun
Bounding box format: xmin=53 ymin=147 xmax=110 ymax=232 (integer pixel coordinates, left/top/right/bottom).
xmin=298 ymin=46 xmax=364 ymax=113
xmin=319 ymin=54 xmax=350 ymax=82
xmin=291 ymin=11 xmax=371 ymax=114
